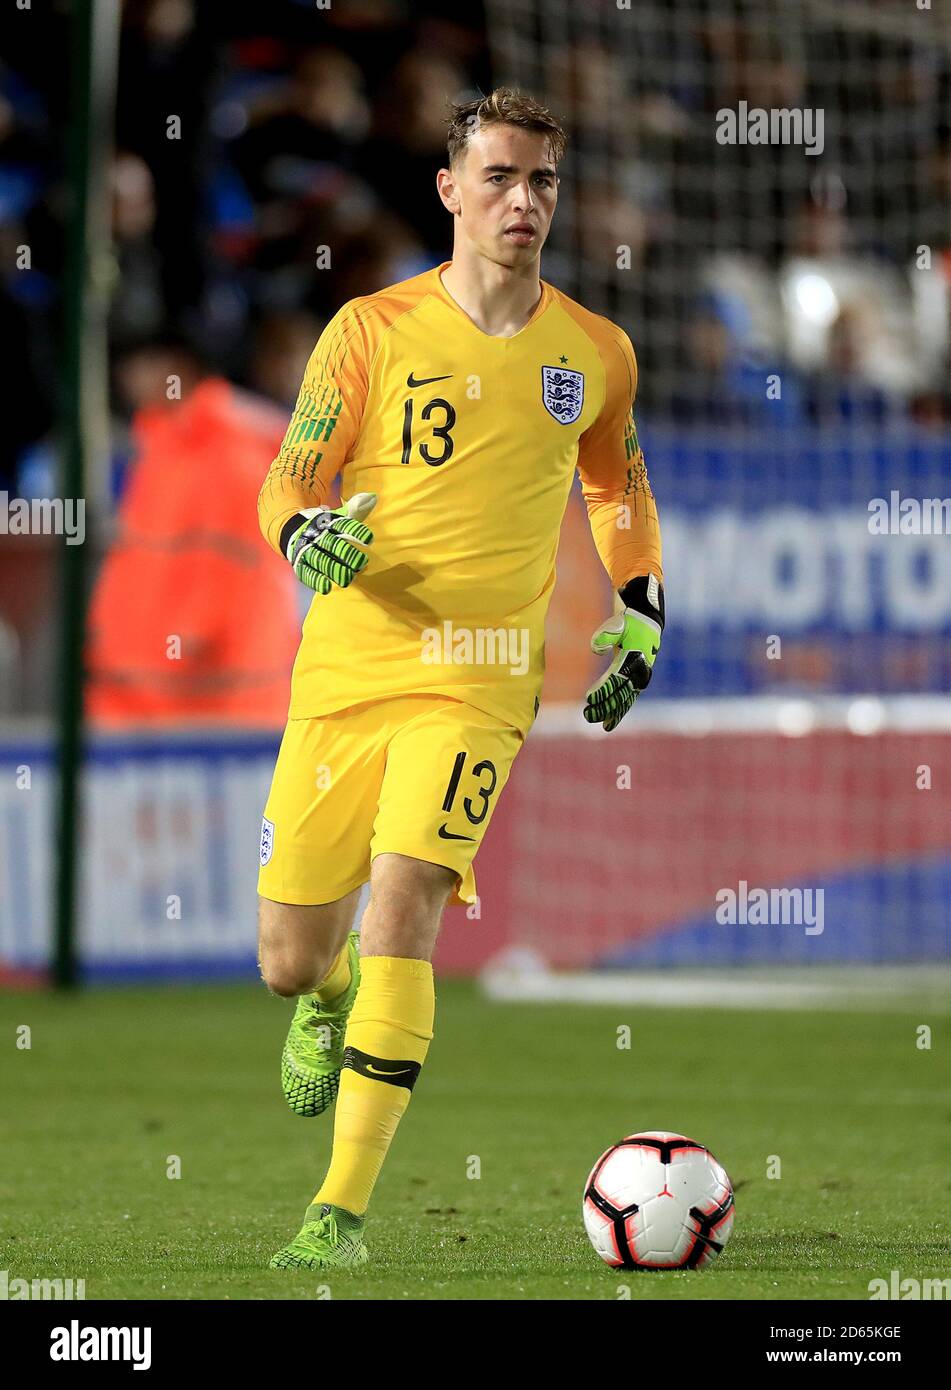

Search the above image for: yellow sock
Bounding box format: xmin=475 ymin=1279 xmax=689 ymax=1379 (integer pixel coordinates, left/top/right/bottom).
xmin=314 ymin=955 xmax=434 ymax=1216
xmin=313 ymin=940 xmax=351 ymax=1004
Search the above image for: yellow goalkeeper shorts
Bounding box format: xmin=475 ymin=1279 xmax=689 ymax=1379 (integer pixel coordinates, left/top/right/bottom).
xmin=257 ymin=694 xmax=523 ymax=908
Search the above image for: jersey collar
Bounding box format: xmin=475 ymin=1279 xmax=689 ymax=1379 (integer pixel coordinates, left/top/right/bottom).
xmin=430 ymin=260 xmax=552 ymax=340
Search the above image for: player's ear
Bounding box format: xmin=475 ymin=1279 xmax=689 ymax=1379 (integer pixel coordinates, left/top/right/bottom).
xmin=436 ymin=167 xmax=461 ymax=215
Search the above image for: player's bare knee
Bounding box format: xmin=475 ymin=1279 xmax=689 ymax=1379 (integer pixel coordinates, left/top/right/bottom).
xmin=259 ymin=933 xmax=341 ymax=996
xmin=260 ymin=952 xmax=331 ymax=998
xmin=257 ymin=895 xmax=351 ymax=997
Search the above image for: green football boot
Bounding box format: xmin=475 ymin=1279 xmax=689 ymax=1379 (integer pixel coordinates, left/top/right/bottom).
xmin=269 ymin=1203 xmax=368 ymax=1270
xmin=281 ymin=931 xmax=360 ymax=1117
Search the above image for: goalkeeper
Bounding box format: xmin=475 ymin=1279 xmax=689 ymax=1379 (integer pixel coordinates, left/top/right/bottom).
xmin=256 ymin=87 xmax=663 ymax=1270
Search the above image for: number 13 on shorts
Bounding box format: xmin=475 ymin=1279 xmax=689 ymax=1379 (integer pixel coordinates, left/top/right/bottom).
xmin=374 ymin=700 xmax=523 ymax=907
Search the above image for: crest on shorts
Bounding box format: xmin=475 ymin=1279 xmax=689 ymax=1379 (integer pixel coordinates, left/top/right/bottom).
xmin=541 ymin=365 xmax=584 ymax=425
xmin=260 ymin=816 xmax=275 ymax=867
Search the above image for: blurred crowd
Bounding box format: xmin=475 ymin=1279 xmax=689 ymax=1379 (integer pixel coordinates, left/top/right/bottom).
xmin=538 ymin=11 xmax=951 ymax=426
xmin=2 ymin=0 xmax=951 ymax=501
xmin=1 ymin=0 xmax=489 ymax=499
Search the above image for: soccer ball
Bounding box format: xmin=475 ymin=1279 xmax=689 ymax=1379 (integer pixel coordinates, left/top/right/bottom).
xmin=582 ymin=1130 xmax=734 ymax=1270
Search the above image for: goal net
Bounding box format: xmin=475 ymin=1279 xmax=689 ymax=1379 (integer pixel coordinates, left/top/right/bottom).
xmin=476 ymin=0 xmax=951 ymax=990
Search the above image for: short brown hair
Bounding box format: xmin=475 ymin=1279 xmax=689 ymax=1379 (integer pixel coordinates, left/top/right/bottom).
xmin=446 ymin=87 xmax=567 ymax=168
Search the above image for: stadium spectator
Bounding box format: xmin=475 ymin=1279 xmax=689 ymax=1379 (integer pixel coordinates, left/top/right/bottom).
xmin=320 ymin=218 xmax=429 ymax=308
xmin=665 ymin=292 xmax=803 ymax=428
xmin=231 ymin=47 xmax=369 ymax=205
xmin=85 ymin=332 xmax=300 ymax=727
xmin=354 ymin=50 xmax=469 ymax=258
xmin=115 ymin=0 xmax=213 ymax=324
xmin=245 ymin=308 xmax=324 ymax=410
xmin=803 ymin=305 xmax=895 ymax=427
xmin=109 ymin=152 xmax=166 ymax=345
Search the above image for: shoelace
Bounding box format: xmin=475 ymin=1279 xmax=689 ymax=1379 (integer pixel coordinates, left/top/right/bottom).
xmin=292 ymin=996 xmax=346 ymax=1060
xmin=300 ymin=1212 xmax=338 ymax=1247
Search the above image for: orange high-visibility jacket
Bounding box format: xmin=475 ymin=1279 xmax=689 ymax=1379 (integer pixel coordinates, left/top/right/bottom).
xmin=86 ymin=378 xmax=300 ymax=726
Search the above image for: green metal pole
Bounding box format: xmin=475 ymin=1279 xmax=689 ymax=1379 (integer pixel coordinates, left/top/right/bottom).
xmin=54 ymin=0 xmax=117 ymax=988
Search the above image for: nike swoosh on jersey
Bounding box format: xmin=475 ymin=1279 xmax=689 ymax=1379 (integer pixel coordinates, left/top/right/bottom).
xmin=438 ymin=824 xmax=476 ymax=841
xmin=406 ymin=372 xmax=452 ymax=387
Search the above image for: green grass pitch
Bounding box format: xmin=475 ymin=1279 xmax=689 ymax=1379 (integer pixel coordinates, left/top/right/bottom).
xmin=3 ymin=979 xmax=948 ymax=1300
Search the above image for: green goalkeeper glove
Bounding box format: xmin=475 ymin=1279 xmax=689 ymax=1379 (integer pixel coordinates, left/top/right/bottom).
xmin=583 ymin=573 xmax=664 ymax=731
xmin=282 ymin=493 xmax=377 ymax=595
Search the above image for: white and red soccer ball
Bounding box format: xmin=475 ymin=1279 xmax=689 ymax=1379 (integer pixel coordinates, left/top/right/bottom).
xmin=583 ymin=1130 xmax=734 ymax=1270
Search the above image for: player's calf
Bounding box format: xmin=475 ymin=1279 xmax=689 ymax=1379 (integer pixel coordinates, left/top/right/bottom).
xmin=258 ymin=893 xmax=362 ymax=1117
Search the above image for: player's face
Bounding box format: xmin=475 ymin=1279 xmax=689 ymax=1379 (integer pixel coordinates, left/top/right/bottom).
xmin=445 ymin=125 xmax=558 ymax=268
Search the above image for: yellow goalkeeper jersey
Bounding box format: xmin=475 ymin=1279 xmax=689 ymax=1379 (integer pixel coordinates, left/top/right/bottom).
xmin=258 ymin=261 xmax=662 ymax=736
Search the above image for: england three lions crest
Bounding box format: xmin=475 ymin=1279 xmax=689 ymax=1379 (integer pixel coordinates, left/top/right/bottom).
xmin=260 ymin=816 xmax=275 ymax=867
xmin=541 ymin=366 xmax=584 ymax=425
